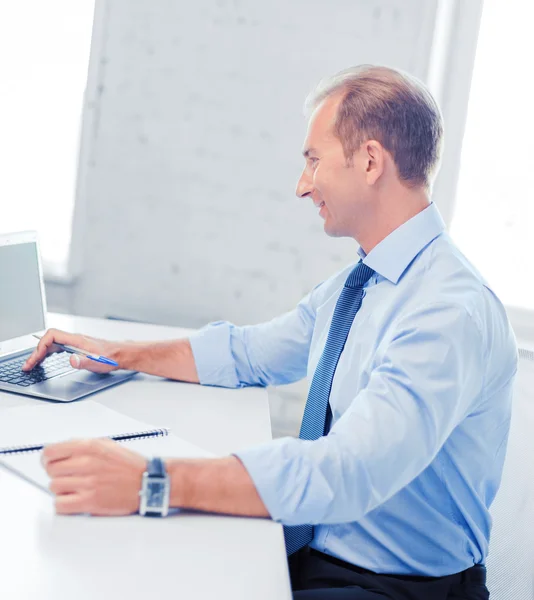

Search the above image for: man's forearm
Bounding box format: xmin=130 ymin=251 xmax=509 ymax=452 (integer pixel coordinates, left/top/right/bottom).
xmin=113 ymin=338 xmax=200 ymax=383
xmin=167 ymin=456 xmax=270 ymax=518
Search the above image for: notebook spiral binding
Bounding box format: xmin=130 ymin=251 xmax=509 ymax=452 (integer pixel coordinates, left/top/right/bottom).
xmin=0 ymin=427 xmax=170 ymax=455
xmin=114 ymin=428 xmax=170 ymax=443
xmin=0 ymin=445 xmax=47 ymax=455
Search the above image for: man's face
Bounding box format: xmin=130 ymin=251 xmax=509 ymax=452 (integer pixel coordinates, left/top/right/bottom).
xmin=296 ymin=94 xmax=369 ymax=238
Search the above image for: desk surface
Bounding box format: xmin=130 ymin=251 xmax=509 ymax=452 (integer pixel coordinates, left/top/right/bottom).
xmin=0 ymin=313 xmax=291 ymax=600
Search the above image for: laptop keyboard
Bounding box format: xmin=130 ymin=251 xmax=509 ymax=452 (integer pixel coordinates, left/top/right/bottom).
xmin=0 ymin=352 xmax=75 ymax=387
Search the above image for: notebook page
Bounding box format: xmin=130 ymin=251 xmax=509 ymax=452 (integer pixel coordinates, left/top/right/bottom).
xmin=0 ymin=401 xmax=165 ymax=453
xmin=0 ymin=434 xmax=214 ymax=492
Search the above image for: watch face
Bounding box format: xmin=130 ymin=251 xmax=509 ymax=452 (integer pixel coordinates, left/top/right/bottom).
xmin=147 ymin=480 xmax=167 ymax=508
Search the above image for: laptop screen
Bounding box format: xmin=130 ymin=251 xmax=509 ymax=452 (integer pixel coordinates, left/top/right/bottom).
xmin=0 ymin=241 xmax=45 ymax=342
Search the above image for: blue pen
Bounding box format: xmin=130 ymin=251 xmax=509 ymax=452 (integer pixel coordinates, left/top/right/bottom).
xmin=32 ymin=334 xmax=119 ymax=367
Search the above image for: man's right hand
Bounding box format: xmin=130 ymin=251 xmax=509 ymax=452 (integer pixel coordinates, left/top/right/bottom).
xmin=22 ymin=328 xmax=120 ymax=374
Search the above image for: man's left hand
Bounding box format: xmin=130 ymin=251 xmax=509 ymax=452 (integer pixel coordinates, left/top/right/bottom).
xmin=43 ymin=438 xmax=146 ymax=516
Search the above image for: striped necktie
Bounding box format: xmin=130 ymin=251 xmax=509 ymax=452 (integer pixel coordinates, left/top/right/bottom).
xmin=283 ymin=260 xmax=375 ymax=556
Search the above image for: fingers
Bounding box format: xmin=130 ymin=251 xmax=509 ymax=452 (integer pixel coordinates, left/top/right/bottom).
xmin=43 ymin=439 xmax=99 ymax=465
xmin=55 ymin=493 xmax=88 ymax=515
xmin=45 ymin=454 xmax=93 ymax=478
xmin=44 ymin=442 xmax=95 ymax=514
xmin=23 ymin=329 xmax=116 ymax=374
xmin=23 ymin=329 xmax=82 ymax=371
xmin=49 ymin=476 xmax=94 ymax=495
xmin=70 ymin=354 xmax=116 ymax=374
xmin=45 ymin=438 xmax=142 ymax=516
xmin=43 ymin=438 xmax=116 ymax=465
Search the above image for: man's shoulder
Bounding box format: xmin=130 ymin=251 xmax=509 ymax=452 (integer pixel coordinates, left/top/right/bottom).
xmin=405 ymin=236 xmax=517 ymax=367
xmin=412 ymin=234 xmax=500 ymax=312
xmin=424 ymin=233 xmax=491 ymax=288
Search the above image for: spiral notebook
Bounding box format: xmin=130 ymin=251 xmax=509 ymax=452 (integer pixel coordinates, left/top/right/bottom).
xmin=0 ymin=400 xmax=212 ymax=492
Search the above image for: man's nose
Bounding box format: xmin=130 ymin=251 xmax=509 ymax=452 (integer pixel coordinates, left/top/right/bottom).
xmin=296 ymin=170 xmax=312 ymax=198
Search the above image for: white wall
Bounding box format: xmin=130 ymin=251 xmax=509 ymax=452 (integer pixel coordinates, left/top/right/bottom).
xmin=47 ymin=0 xmax=440 ymax=329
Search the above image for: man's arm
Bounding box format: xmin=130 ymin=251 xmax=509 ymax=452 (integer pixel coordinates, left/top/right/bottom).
xmin=185 ymin=280 xmax=325 ymax=388
xmin=43 ymin=302 xmax=493 ymax=523
xmin=24 ymin=276 xmax=326 ymax=387
xmin=23 ymin=329 xmax=201 ymax=383
xmin=167 ymin=456 xmax=269 ymax=517
xmin=117 ymin=338 xmax=200 ymax=382
xmin=43 ymin=439 xmax=269 ymax=518
xmin=233 ymin=302 xmax=492 ymax=526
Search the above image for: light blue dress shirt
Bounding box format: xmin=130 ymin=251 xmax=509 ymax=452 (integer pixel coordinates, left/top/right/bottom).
xmin=189 ymin=202 xmax=518 ymax=576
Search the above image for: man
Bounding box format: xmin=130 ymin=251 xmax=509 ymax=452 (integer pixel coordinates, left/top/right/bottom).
xmin=23 ymin=65 xmax=517 ymax=599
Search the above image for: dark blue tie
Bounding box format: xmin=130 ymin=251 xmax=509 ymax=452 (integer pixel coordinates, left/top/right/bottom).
xmin=283 ymin=260 xmax=375 ymax=556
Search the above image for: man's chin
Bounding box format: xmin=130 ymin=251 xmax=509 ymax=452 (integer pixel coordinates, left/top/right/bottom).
xmin=323 ymin=221 xmax=345 ymax=238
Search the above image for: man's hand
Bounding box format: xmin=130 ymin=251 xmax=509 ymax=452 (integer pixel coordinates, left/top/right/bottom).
xmin=43 ymin=439 xmax=270 ymax=519
xmin=23 ymin=328 xmax=120 ymax=373
xmin=43 ymin=439 xmax=146 ymax=515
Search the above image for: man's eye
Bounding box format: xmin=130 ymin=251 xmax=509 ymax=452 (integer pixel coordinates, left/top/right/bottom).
xmin=309 ymin=157 xmax=319 ymax=167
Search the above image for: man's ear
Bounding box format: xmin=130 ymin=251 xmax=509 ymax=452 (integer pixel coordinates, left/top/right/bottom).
xmin=364 ymin=140 xmax=385 ymax=185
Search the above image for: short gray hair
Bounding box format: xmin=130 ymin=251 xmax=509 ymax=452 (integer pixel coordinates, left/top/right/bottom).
xmin=305 ymin=65 xmax=444 ymax=189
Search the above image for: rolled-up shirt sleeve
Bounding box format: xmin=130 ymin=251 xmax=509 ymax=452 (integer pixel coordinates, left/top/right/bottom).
xmin=235 ymin=303 xmax=487 ymax=525
xmin=188 ymin=281 xmax=324 ymax=388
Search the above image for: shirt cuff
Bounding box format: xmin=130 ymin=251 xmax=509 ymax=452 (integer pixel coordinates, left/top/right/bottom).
xmin=188 ymin=321 xmax=241 ymax=388
xmin=235 ymin=440 xmax=289 ymax=522
xmin=235 ymin=437 xmax=324 ymax=525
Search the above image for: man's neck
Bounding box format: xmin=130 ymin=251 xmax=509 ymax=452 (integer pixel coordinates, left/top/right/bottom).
xmin=356 ymin=190 xmax=430 ymax=255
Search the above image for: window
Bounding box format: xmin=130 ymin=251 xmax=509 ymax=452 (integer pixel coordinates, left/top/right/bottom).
xmin=450 ymin=0 xmax=534 ymax=312
xmin=0 ymin=1 xmax=95 ymax=274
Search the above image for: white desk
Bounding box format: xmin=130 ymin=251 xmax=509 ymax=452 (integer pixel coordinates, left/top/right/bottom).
xmin=0 ymin=314 xmax=292 ymax=600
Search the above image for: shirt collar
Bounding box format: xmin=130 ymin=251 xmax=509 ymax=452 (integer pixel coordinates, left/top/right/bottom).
xmin=357 ymin=202 xmax=446 ymax=284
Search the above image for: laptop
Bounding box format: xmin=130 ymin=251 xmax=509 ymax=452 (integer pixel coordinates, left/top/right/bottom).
xmin=0 ymin=231 xmax=136 ymax=402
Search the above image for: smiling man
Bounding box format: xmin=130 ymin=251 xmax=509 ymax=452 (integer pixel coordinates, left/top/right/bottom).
xmin=25 ymin=65 xmax=517 ymax=599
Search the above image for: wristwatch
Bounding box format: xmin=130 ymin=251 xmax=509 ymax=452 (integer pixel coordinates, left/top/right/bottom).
xmin=139 ymin=457 xmax=170 ymax=517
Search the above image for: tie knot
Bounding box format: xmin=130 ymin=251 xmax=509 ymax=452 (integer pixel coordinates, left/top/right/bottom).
xmin=345 ymin=261 xmax=375 ymax=289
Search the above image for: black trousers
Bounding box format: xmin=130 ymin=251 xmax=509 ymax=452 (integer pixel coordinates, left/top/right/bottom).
xmin=289 ymin=547 xmax=489 ymax=600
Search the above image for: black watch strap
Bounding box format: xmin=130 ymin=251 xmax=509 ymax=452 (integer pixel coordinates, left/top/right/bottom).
xmin=147 ymin=457 xmax=165 ymax=478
